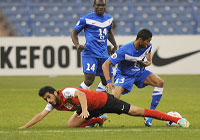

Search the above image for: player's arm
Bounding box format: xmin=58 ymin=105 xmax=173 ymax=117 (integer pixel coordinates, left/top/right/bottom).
xmin=138 ymin=52 xmax=152 ymax=67
xmin=71 ymin=29 xmax=85 ymax=52
xmin=19 ymin=109 xmax=50 ymax=129
xmin=143 ymin=51 xmax=152 ymax=67
xmin=102 ymin=59 xmax=115 ymax=91
xmin=145 ymin=51 xmax=152 ymax=66
xmin=74 ymin=90 xmax=89 ymax=119
xmin=108 ymin=29 xmax=117 ymax=54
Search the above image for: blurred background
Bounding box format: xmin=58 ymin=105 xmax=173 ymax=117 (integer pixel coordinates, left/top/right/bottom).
xmin=0 ymin=0 xmax=199 ymax=37
xmin=0 ymin=0 xmax=199 ymax=76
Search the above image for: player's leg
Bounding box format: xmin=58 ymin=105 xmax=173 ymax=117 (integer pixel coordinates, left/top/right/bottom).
xmin=143 ymin=73 xmax=164 ymax=126
xmin=96 ymin=76 xmax=107 ymax=92
xmin=105 ymin=94 xmax=184 ymax=125
xmin=67 ymin=112 xmax=86 ymax=127
xmin=112 ymin=86 xmax=124 ymax=99
xmin=94 ymin=58 xmax=111 ymax=126
xmin=82 ymin=73 xmax=96 ymax=88
xmin=96 ymin=58 xmax=113 ymax=92
xmin=104 ymin=93 xmax=189 ymax=128
xmin=79 ymin=73 xmax=95 ymax=89
xmin=79 ymin=56 xmax=98 ymax=89
xmin=136 ymin=71 xmax=164 ymax=110
xmin=135 ymin=70 xmax=164 ymax=126
xmin=80 ymin=115 xmax=108 ymax=128
xmin=144 ymin=73 xmax=164 ymax=110
xmin=67 ymin=112 xmax=106 ymax=128
xmin=127 ymin=105 xmax=189 ymax=128
xmin=113 ymin=74 xmax=135 ymax=98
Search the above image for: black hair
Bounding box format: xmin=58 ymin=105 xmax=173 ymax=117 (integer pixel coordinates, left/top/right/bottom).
xmin=38 ymin=86 xmax=57 ymax=97
xmin=136 ymin=28 xmax=152 ymax=41
xmin=93 ymin=0 xmax=106 ymax=6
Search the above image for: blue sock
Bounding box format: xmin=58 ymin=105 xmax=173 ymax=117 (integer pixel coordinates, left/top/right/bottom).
xmin=145 ymin=87 xmax=163 ymax=126
xmin=150 ymin=87 xmax=163 ymax=110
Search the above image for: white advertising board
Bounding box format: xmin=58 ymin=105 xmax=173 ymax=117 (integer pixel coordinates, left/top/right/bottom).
xmin=0 ymin=36 xmax=199 ymax=76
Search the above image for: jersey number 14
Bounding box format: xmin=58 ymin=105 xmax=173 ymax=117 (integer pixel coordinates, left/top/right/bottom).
xmin=99 ymin=28 xmax=107 ymax=40
xmin=86 ymin=63 xmax=95 ymax=72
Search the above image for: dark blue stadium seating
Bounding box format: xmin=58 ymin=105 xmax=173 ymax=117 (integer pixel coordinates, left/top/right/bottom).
xmin=0 ymin=0 xmax=199 ymax=36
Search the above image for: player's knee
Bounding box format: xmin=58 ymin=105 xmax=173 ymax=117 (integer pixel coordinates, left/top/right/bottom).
xmin=112 ymin=87 xmax=124 ymax=99
xmin=156 ymin=78 xmax=164 ymax=87
xmin=84 ymin=74 xmax=95 ymax=86
xmin=113 ymin=91 xmax=121 ymax=99
xmin=66 ymin=122 xmax=72 ymax=128
xmin=114 ymin=93 xmax=121 ymax=99
xmin=66 ymin=123 xmax=72 ymax=128
xmin=84 ymin=79 xmax=95 ymax=86
xmin=128 ymin=105 xmax=144 ymax=116
xmin=66 ymin=122 xmax=76 ymax=128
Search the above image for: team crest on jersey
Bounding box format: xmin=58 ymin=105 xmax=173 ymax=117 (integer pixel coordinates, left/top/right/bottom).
xmin=76 ymin=20 xmax=80 ymax=26
xmin=111 ymin=53 xmax=117 ymax=59
xmin=64 ymin=102 xmax=74 ymax=110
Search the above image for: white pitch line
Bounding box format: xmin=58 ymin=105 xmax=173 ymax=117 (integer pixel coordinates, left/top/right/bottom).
xmin=0 ymin=89 xmax=37 ymax=91
xmin=0 ymin=87 xmax=197 ymax=91
xmin=0 ymin=129 xmax=200 ymax=134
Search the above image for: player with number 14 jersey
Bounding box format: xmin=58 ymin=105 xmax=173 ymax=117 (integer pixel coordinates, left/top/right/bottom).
xmin=75 ymin=12 xmax=113 ymax=58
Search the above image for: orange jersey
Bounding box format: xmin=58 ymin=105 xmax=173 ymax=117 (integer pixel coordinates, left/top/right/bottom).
xmin=51 ymin=87 xmax=108 ymax=111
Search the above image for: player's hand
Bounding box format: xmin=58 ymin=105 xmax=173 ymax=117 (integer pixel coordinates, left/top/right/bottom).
xmin=137 ymin=61 xmax=151 ymax=67
xmin=106 ymin=83 xmax=115 ymax=92
xmin=77 ymin=45 xmax=85 ymax=52
xmin=78 ymin=110 xmax=90 ymax=119
xmin=143 ymin=61 xmax=151 ymax=67
xmin=19 ymin=126 xmax=26 ymax=129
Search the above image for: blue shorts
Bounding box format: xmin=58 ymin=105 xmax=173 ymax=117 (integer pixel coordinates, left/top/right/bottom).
xmin=114 ymin=70 xmax=152 ymax=94
xmin=82 ymin=56 xmax=113 ymax=77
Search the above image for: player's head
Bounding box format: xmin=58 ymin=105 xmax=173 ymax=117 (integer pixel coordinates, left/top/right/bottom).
xmin=136 ymin=28 xmax=152 ymax=40
xmin=93 ymin=0 xmax=106 ymax=16
xmin=38 ymin=86 xmax=59 ymax=106
xmin=136 ymin=28 xmax=152 ymax=48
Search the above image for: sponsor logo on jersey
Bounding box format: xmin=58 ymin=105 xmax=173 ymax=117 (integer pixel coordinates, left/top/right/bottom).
xmin=111 ymin=53 xmax=117 ymax=59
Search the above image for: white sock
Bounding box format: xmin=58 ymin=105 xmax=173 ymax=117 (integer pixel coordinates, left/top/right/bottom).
xmin=79 ymin=81 xmax=90 ymax=89
xmin=96 ymin=82 xmax=106 ymax=92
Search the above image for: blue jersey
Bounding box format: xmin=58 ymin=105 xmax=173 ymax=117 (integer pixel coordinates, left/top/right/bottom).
xmin=74 ymin=12 xmax=113 ymax=58
xmin=108 ymin=41 xmax=152 ymax=76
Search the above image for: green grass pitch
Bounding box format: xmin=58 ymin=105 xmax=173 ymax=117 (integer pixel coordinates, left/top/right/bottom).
xmin=0 ymin=75 xmax=200 ymax=140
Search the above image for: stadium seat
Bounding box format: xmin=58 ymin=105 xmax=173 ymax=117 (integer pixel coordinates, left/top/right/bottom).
xmin=0 ymin=0 xmax=199 ymax=36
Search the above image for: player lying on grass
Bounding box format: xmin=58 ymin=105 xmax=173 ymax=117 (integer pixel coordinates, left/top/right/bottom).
xmin=19 ymin=86 xmax=189 ymax=129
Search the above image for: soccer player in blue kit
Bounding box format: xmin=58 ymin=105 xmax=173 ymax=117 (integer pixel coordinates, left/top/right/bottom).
xmin=71 ymin=0 xmax=117 ymax=93
xmin=102 ymin=29 xmax=164 ymax=127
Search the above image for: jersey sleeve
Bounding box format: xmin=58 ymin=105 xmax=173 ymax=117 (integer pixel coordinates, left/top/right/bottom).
xmin=148 ymin=44 xmax=152 ymax=53
xmin=108 ymin=19 xmax=113 ymax=31
xmin=74 ymin=17 xmax=86 ymax=32
xmin=62 ymin=88 xmax=78 ymax=98
xmin=108 ymin=47 xmax=125 ymax=65
xmin=45 ymin=103 xmax=54 ymax=111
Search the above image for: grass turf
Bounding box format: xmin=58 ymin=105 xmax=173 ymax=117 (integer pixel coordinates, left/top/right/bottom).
xmin=0 ymin=75 xmax=200 ymax=140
